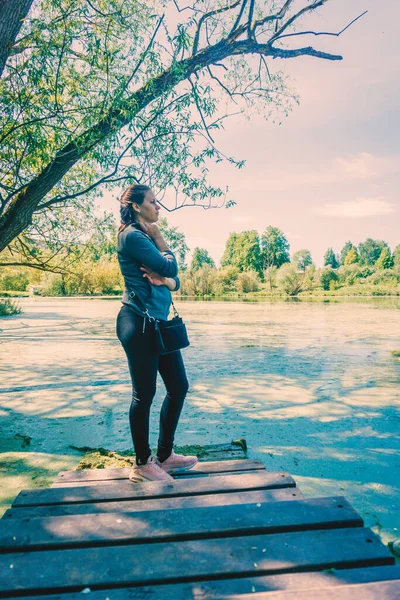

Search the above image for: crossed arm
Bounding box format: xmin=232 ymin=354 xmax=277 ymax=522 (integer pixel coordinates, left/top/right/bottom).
xmin=140 ymin=266 xmax=179 ymax=291
xmin=125 ymin=229 xmax=180 ymax=291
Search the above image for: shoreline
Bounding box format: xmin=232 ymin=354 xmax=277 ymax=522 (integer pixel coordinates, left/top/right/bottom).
xmin=2 ymin=292 xmax=400 ymax=300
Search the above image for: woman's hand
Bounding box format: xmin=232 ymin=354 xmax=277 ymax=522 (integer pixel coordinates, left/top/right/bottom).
xmin=138 ymin=222 xmax=170 ymax=253
xmin=141 ymin=267 xmax=177 ymax=290
xmin=140 ymin=266 xmax=167 ymax=286
xmin=138 ymin=222 xmax=160 ymax=240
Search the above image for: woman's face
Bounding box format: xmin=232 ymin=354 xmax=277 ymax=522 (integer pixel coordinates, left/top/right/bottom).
xmin=135 ymin=190 xmax=160 ymax=223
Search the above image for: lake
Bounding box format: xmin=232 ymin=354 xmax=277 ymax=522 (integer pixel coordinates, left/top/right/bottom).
xmin=0 ymin=297 xmax=399 ymax=544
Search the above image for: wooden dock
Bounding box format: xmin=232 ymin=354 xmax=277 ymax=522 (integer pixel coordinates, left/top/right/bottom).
xmin=0 ymin=457 xmax=399 ymax=599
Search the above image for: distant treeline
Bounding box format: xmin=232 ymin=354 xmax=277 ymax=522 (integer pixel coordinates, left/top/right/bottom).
xmin=1 ymin=224 xmax=399 ymax=297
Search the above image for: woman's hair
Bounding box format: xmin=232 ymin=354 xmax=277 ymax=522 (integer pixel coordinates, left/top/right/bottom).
xmin=118 ymin=184 xmax=151 ymax=235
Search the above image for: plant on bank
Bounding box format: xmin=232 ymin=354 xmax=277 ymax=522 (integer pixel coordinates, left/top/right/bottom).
xmin=0 ymin=299 xmax=21 ymax=316
xmin=235 ymin=271 xmax=260 ymax=293
xmin=319 ymin=267 xmax=339 ymax=291
xmin=276 ymin=264 xmax=303 ymax=296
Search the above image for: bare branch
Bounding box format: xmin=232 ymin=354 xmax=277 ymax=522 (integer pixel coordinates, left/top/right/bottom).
xmin=172 ymin=0 xmax=197 ymax=13
xmin=276 ymin=10 xmax=368 ymax=40
xmin=82 ymin=0 xmax=124 ymax=18
xmin=229 ymin=0 xmax=249 ymax=36
xmin=270 ymin=0 xmax=328 ymax=44
xmin=118 ymin=14 xmax=164 ymax=98
xmin=207 ymin=66 xmax=238 ymax=104
xmin=247 ymin=0 xmax=256 ymax=40
xmin=192 ymin=0 xmax=241 ymax=55
xmin=0 ymin=261 xmax=70 ymax=274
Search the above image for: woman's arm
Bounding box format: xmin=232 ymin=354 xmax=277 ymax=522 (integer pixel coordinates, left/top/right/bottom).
xmin=140 ymin=268 xmax=179 ymax=291
xmin=125 ymin=229 xmax=178 ymax=278
xmin=164 ymin=277 xmax=177 ymax=291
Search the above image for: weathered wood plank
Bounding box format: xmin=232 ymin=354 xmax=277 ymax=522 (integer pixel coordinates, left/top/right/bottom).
xmin=53 ymin=459 xmax=265 ymax=485
xmin=0 ymin=528 xmax=393 ymax=596
xmin=3 ymin=487 xmax=304 ymax=519
xmin=12 ymin=471 xmax=295 ymax=507
xmin=10 ymin=566 xmax=400 ymax=600
xmin=0 ymin=497 xmax=362 ymax=553
xmin=51 ymin=469 xmax=266 ymax=487
xmin=216 ymin=579 xmax=400 ymax=599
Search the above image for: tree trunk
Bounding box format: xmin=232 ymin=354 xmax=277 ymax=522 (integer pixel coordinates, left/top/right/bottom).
xmin=0 ymin=0 xmax=34 ymax=79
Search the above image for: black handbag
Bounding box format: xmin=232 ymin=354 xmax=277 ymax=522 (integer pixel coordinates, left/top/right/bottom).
xmin=128 ymin=289 xmax=190 ymax=355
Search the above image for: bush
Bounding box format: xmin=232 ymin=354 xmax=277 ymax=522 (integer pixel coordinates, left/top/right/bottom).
xmin=364 ymin=269 xmax=399 ymax=287
xmin=337 ymin=264 xmax=363 ymax=286
xmin=213 ymin=266 xmax=240 ymax=295
xmin=38 ymin=258 xmax=123 ymax=296
xmin=90 ymin=256 xmax=123 ymax=294
xmin=0 ymin=268 xmax=30 ymax=292
xmin=235 ymin=271 xmax=260 ymax=293
xmin=0 ymin=299 xmax=21 ymax=316
xmin=303 ymin=265 xmax=318 ymax=291
xmin=180 ymin=265 xmax=217 ymax=296
xmin=319 ymin=267 xmax=339 ymax=291
xmin=276 ymin=264 xmax=303 ymax=296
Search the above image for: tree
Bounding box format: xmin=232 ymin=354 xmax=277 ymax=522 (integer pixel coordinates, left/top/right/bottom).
xmin=394 ymin=244 xmax=400 ymax=268
xmin=344 ymin=247 xmax=359 ymax=265
xmin=324 ymin=247 xmax=339 ymax=269
xmin=276 ymin=264 xmax=303 ymax=296
xmin=191 ymin=247 xmax=215 ymax=271
xmin=0 ymin=0 xmax=34 ymax=78
xmin=235 ymin=271 xmax=260 ymax=293
xmin=358 ymin=238 xmax=388 ymax=266
xmin=319 ymin=267 xmax=338 ymax=291
xmin=180 ymin=264 xmax=216 ymax=296
xmin=376 ymin=247 xmax=394 ymax=270
xmin=221 ymin=230 xmax=262 ymax=276
xmin=0 ymin=0 xmax=365 ymax=269
xmin=303 ymin=264 xmax=317 ymax=291
xmin=292 ymin=249 xmax=312 ymax=272
xmin=261 ymin=224 xmax=291 ymax=290
xmin=261 ymin=226 xmax=290 ymax=279
xmin=340 ymin=241 xmax=354 ymax=265
xmin=213 ymin=266 xmax=240 ymax=295
xmin=158 ymin=217 xmax=189 ymax=269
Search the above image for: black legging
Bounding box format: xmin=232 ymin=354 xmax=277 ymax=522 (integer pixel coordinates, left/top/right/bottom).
xmin=116 ymin=304 xmax=189 ymax=465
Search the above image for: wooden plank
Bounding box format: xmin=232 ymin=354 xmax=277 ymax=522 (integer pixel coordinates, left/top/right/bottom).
xmin=215 ymin=580 xmax=400 ymax=599
xmin=0 ymin=497 xmax=363 ymax=553
xmin=11 ymin=566 xmax=400 ymax=600
xmin=53 ymin=459 xmax=265 ymax=485
xmin=51 ymin=469 xmax=266 ymax=487
xmin=0 ymin=528 xmax=393 ymax=596
xmin=12 ymin=471 xmax=295 ymax=508
xmin=3 ymin=487 xmax=304 ymax=519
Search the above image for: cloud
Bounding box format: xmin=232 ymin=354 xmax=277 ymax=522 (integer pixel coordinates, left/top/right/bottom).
xmin=313 ymin=197 xmax=397 ymax=218
xmin=233 ymin=153 xmax=400 ymax=193
xmin=335 ymin=153 xmax=399 ymax=180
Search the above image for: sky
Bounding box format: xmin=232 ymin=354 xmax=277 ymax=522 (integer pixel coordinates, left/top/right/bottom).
xmin=99 ymin=0 xmax=400 ymax=268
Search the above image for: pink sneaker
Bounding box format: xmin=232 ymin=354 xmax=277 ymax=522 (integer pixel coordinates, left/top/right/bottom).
xmin=157 ymin=450 xmax=198 ymax=473
xmin=129 ymin=455 xmax=174 ymax=483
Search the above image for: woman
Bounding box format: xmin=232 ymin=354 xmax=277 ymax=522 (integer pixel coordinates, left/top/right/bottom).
xmin=116 ymin=184 xmax=197 ymax=482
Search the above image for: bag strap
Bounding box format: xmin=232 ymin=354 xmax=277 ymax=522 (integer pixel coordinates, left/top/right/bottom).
xmin=127 ymin=288 xmax=155 ymax=322
xmin=128 ymin=287 xmax=180 ymax=321
xmin=170 ymin=298 xmax=179 ymax=318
